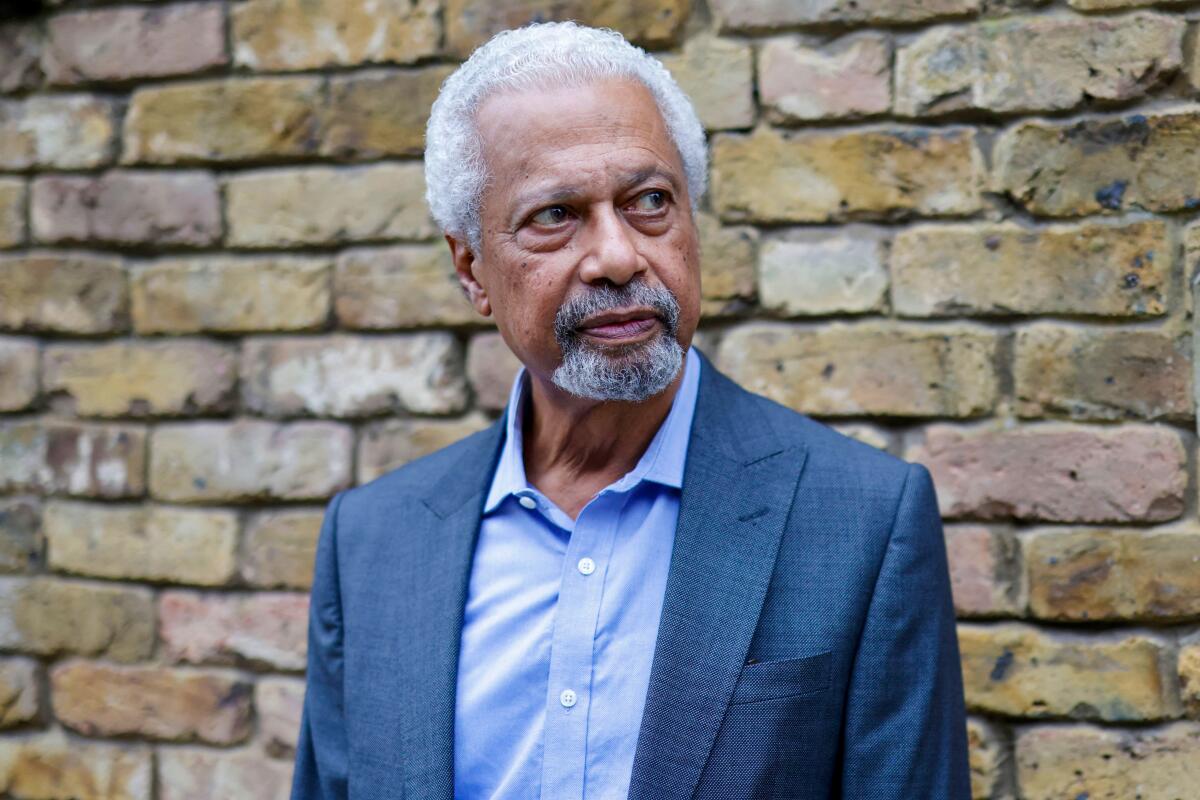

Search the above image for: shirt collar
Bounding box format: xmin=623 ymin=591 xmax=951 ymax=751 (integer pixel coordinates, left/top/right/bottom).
xmin=484 ymin=347 xmax=702 ymax=513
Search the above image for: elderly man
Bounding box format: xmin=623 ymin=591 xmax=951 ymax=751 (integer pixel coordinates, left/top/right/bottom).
xmin=292 ymin=22 xmax=970 ymax=800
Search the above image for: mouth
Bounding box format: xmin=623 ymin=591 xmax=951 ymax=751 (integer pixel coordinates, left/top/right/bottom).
xmin=576 ymin=307 xmax=661 ymax=342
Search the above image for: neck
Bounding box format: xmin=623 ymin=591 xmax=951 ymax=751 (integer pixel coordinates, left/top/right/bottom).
xmin=522 ymin=365 xmax=684 ymax=519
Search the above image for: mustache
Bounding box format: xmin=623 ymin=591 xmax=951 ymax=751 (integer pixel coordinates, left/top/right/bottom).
xmin=553 ymin=281 xmax=680 ymax=344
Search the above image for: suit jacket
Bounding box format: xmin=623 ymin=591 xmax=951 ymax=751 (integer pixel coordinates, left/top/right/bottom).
xmin=291 ymin=353 xmax=971 ymax=800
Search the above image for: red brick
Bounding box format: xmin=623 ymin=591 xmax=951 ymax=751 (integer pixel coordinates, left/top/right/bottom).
xmin=759 ymin=34 xmax=891 ymax=122
xmin=945 ymin=525 xmax=1024 ymax=618
xmin=907 ymin=424 xmax=1186 ymax=523
xmin=159 ymin=591 xmax=308 ymax=671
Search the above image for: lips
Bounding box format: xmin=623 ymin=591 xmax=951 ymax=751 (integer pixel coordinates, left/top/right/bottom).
xmin=577 ymin=308 xmax=659 ymax=341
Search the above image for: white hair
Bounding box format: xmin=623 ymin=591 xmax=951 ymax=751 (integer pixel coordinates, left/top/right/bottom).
xmin=424 ymin=21 xmax=708 ymax=251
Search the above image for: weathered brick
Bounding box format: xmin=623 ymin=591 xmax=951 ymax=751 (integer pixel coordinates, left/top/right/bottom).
xmin=697 ymin=212 xmax=756 ymax=317
xmin=0 ymin=22 xmax=44 ymax=94
xmin=891 ymin=220 xmax=1169 ymax=318
xmin=132 ymin=256 xmax=330 ymax=334
xmin=760 ymin=34 xmax=890 ymax=122
xmin=0 ymin=498 xmax=41 ymax=574
xmin=711 ymin=0 xmax=981 ymax=31
xmin=150 ymin=420 xmax=352 ymax=503
xmin=466 ymin=332 xmax=522 ymax=412
xmin=0 ymin=420 xmax=147 ymax=499
xmin=0 ymin=729 xmax=151 ymax=800
xmin=1069 ymin=0 xmax=1186 ymax=8
xmin=43 ymin=340 xmax=237 ymax=418
xmin=712 ymin=126 xmax=983 ymax=223
xmin=159 ymin=591 xmax=308 ymax=671
xmin=717 ymin=322 xmax=998 ymax=418
xmin=255 ymin=676 xmax=304 ymax=756
xmin=0 ymin=337 xmax=37 ymax=411
xmin=994 ymin=109 xmax=1200 ymax=216
xmin=241 ymin=509 xmax=322 ymax=590
xmin=44 ymin=3 xmax=227 ymax=85
xmin=0 ymin=252 xmax=127 ymax=334
xmin=1026 ymin=527 xmax=1200 ymax=622
xmin=158 ymin=746 xmax=293 ymax=800
xmin=334 ymin=245 xmax=475 ymax=329
xmin=966 ymin=717 xmax=1008 ymax=800
xmin=959 ymin=624 xmax=1176 ymax=721
xmin=32 ymin=171 xmax=221 ymax=247
xmin=123 ymin=77 xmax=322 ymax=165
xmin=0 ymin=177 xmax=24 ymax=248
xmin=830 ymin=424 xmax=891 ymax=451
xmin=658 ymin=34 xmax=754 ymax=130
xmin=1181 ymin=635 xmax=1200 ymax=718
xmin=1016 ymin=723 xmax=1200 ymax=799
xmin=947 ymin=525 xmax=1023 ymax=618
xmin=44 ymin=501 xmax=238 ymax=586
xmin=359 ymin=414 xmax=492 ymax=483
xmin=0 ymin=577 xmax=154 ymax=662
xmin=241 ymin=334 xmax=469 ymax=417
xmin=0 ymin=657 xmax=39 ymax=728
xmin=323 ymin=67 xmax=453 ymax=158
xmin=1015 ymin=325 xmax=1191 ymax=421
xmin=758 ymin=233 xmax=887 ymax=316
xmin=51 ymin=661 xmax=252 ymax=745
xmin=907 ymin=424 xmax=1186 ymax=523
xmin=896 ymin=13 xmax=1183 ymax=116
xmin=225 ymin=164 xmax=433 ymax=247
xmin=445 ymin=0 xmax=689 ymax=57
xmin=0 ymin=95 xmax=115 ymax=169
xmin=233 ymin=0 xmax=439 ymax=71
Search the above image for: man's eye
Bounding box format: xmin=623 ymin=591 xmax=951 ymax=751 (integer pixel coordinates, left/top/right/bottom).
xmin=632 ymin=191 xmax=667 ymax=212
xmin=531 ymin=206 xmax=569 ymax=226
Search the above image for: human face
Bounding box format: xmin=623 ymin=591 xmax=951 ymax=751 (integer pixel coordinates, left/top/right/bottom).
xmin=447 ymin=77 xmax=701 ymax=400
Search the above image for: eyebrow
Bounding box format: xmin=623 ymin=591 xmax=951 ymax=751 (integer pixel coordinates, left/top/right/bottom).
xmin=509 ymin=166 xmax=682 ymax=222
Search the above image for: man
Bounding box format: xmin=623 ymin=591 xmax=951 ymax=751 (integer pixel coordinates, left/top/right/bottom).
xmin=292 ymin=22 xmax=970 ymax=800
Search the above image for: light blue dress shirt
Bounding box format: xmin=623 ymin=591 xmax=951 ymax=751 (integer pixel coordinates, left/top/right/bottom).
xmin=453 ymin=348 xmax=701 ymax=800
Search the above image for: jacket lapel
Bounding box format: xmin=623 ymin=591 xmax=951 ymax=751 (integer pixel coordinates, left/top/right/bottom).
xmin=627 ymin=360 xmax=809 ymax=800
xmin=392 ymin=419 xmax=505 ymax=800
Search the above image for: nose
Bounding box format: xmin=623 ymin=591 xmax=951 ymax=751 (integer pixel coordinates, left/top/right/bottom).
xmin=577 ymin=204 xmax=644 ymax=286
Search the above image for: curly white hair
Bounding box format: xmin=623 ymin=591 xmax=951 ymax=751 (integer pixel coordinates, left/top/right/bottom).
xmin=423 ymin=21 xmax=707 ymax=251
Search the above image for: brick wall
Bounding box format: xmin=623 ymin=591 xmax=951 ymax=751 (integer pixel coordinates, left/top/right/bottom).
xmin=1 ymin=0 xmax=1198 ymax=797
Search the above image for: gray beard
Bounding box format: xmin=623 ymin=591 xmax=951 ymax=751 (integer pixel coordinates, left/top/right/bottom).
xmin=551 ymin=282 xmax=684 ymax=403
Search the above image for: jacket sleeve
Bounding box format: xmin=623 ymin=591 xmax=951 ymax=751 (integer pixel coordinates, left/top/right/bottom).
xmin=838 ymin=463 xmax=971 ymax=799
xmin=291 ymin=491 xmax=349 ymax=800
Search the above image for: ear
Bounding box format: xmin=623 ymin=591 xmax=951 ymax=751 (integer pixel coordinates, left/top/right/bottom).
xmin=446 ymin=233 xmax=491 ymax=317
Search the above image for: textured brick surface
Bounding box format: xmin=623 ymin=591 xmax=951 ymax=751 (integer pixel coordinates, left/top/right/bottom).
xmin=0 ymin=498 xmax=41 ymax=574
xmin=1025 ymin=528 xmax=1200 ymax=622
xmin=712 ymin=126 xmax=983 ymax=223
xmin=1015 ymin=723 xmax=1200 ymax=799
xmin=0 ymin=657 xmax=39 ymax=728
xmin=895 ymin=13 xmax=1183 ymax=115
xmin=0 ymin=178 xmax=24 ymax=249
xmin=1181 ymin=636 xmax=1200 ymax=719
xmin=711 ymin=0 xmax=981 ymax=30
xmin=908 ymin=424 xmax=1186 ymax=523
xmin=760 ymin=34 xmax=890 ymax=122
xmin=757 ymin=233 xmax=887 ymax=316
xmin=323 ymin=67 xmax=453 ymax=159
xmin=0 ymin=729 xmax=151 ymax=800
xmin=334 ymin=245 xmax=476 ymax=329
xmin=0 ymin=22 xmax=44 ymax=94
xmin=0 ymin=252 xmax=127 ymax=334
xmin=891 ymin=220 xmax=1169 ymax=318
xmin=44 ymin=4 xmax=227 ymax=85
xmin=255 ymin=676 xmax=304 ymax=755
xmin=946 ymin=525 xmax=1023 ymax=618
xmin=959 ymin=624 xmax=1176 ymax=721
xmin=32 ymin=171 xmax=221 ymax=247
xmin=241 ymin=334 xmax=468 ymax=417
xmin=241 ymin=509 xmax=322 ymax=590
xmin=1014 ymin=325 xmax=1191 ymax=421
xmin=966 ymin=717 xmax=1008 ymax=800
xmin=225 ymin=164 xmax=432 ymax=247
xmin=44 ymin=501 xmax=238 ymax=586
xmin=0 ymin=577 xmax=154 ymax=662
xmin=696 ymin=212 xmax=756 ymax=317
xmin=131 ymin=256 xmax=330 ymax=335
xmin=159 ymin=591 xmax=308 ymax=671
xmin=158 ymin=746 xmax=293 ymax=800
xmin=658 ymin=34 xmax=754 ymax=131
xmin=0 ymin=338 xmax=38 ymax=412
xmin=0 ymin=420 xmax=147 ymax=499
xmin=43 ymin=340 xmax=237 ymax=418
xmin=358 ymin=413 xmax=492 ymax=483
xmin=150 ymin=421 xmax=351 ymax=503
xmin=994 ymin=110 xmax=1200 ymax=216
xmin=0 ymin=95 xmax=116 ymax=169
xmin=717 ymin=322 xmax=998 ymax=418
xmin=51 ymin=661 xmax=253 ymax=744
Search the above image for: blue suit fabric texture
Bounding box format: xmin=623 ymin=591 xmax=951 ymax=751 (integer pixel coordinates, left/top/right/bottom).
xmin=291 ymin=350 xmax=972 ymax=800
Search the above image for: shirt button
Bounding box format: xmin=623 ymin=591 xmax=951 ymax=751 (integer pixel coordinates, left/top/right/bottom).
xmin=577 ymin=557 xmax=596 ymax=576
xmin=518 ymin=495 xmax=537 ymax=510
xmin=559 ymin=689 xmax=577 ymax=708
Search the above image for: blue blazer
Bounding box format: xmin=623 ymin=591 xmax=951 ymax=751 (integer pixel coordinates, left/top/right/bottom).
xmin=292 ymin=353 xmax=971 ymax=799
